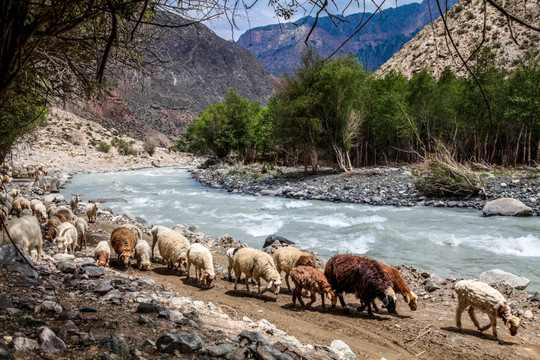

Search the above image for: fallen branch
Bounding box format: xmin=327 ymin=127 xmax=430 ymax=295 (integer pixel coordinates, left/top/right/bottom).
xmin=405 ymin=324 xmax=432 ymax=344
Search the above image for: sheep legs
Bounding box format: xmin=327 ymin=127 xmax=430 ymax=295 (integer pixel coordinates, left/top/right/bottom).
xmin=468 ymin=307 xmax=499 ymax=340
xmin=333 ymin=293 xmax=349 ymax=313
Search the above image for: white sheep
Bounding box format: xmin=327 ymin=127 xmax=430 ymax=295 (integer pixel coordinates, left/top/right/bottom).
xmin=70 ymin=194 xmax=82 ymax=214
xmin=273 ymin=246 xmax=315 ymax=291
xmin=135 ymin=240 xmax=151 ymax=271
xmin=56 ymin=222 xmax=78 ymax=254
xmin=94 ymin=240 xmax=111 ymax=267
xmin=455 ymin=279 xmax=520 ymax=342
xmin=74 ymin=217 xmax=88 ymax=250
xmin=124 ymin=223 xmax=142 ymax=241
xmin=30 ymin=199 xmax=48 ymax=224
xmin=86 ymin=202 xmax=99 ymax=223
xmin=156 ymin=229 xmax=190 ymax=272
xmin=226 ymin=247 xmax=240 ymax=281
xmin=0 ymin=215 xmax=43 ymax=262
xmin=187 ymin=243 xmax=215 ymax=288
xmin=150 ymin=225 xmax=171 ymax=259
xmin=232 ymin=247 xmax=282 ymax=295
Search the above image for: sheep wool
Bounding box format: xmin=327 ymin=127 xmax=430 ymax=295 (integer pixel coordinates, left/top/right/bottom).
xmin=56 ymin=222 xmax=78 ymax=254
xmin=273 ymin=246 xmax=315 ymax=291
xmin=135 ymin=240 xmax=151 ymax=271
xmin=290 ymin=265 xmax=337 ymax=311
xmin=187 ymin=243 xmax=215 ymax=288
xmin=156 ymin=230 xmax=190 ymax=271
xmin=1 ymin=215 xmax=43 ymax=262
xmin=86 ymin=202 xmax=99 ymax=223
xmin=233 ymin=247 xmax=282 ymax=295
xmin=94 ymin=240 xmax=111 ymax=267
xmin=110 ymin=226 xmax=137 ymax=268
xmin=150 ymin=225 xmax=170 ymax=259
xmin=455 ymin=279 xmax=520 ymax=341
xmin=74 ymin=217 xmax=88 ymax=250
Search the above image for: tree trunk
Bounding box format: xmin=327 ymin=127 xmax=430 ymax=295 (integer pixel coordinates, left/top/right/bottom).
xmin=513 ymin=125 xmax=524 ymax=167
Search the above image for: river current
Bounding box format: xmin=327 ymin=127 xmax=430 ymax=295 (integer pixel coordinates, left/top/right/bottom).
xmin=60 ymin=167 xmax=540 ymax=292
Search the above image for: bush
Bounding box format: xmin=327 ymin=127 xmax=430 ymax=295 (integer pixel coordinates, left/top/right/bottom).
xmin=111 ymin=137 xmax=137 ymax=156
xmin=96 ymin=141 xmax=110 ymax=153
xmin=143 ymin=139 xmax=157 ymax=156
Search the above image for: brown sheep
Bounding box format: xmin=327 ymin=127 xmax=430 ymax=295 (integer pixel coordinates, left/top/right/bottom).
xmin=110 ymin=226 xmax=137 ymax=269
xmin=290 ymin=265 xmax=337 ymax=311
xmin=324 ymin=254 xmax=396 ymax=317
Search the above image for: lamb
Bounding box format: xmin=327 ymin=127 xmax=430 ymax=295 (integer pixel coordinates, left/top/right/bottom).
xmin=86 ymin=202 xmax=99 ymax=223
xmin=290 ymin=265 xmax=337 ymax=311
xmin=324 ymin=254 xmax=397 ymax=317
xmin=187 ymin=243 xmax=215 ymax=288
xmin=454 ymin=279 xmax=520 ymax=342
xmin=150 ymin=225 xmax=170 ymax=259
xmin=124 ymin=223 xmax=142 ymax=241
xmin=94 ymin=240 xmax=111 ymax=267
xmin=110 ymin=226 xmax=137 ymax=268
xmin=364 ymin=262 xmax=418 ymax=313
xmin=55 ymin=222 xmax=78 ymax=254
xmin=156 ymin=230 xmax=191 ymax=272
xmin=273 ymin=246 xmax=316 ymax=291
xmin=134 ymin=240 xmax=151 ymax=271
xmin=30 ymin=199 xmax=48 ymax=223
xmin=0 ymin=215 xmax=43 ymax=262
xmin=70 ymin=194 xmax=82 ymax=214
xmin=232 ymin=247 xmax=282 ymax=295
xmin=74 ymin=217 xmax=88 ymax=250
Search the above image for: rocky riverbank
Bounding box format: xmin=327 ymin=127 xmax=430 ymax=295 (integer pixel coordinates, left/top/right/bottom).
xmin=190 ymin=163 xmax=540 ymax=215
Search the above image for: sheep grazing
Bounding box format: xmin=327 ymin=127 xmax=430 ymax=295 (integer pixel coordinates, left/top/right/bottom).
xmin=455 ymin=279 xmax=520 ymax=342
xmin=226 ymin=247 xmax=242 ymax=281
xmin=124 ymin=223 xmax=142 ymax=241
xmin=70 ymin=194 xmax=82 ymax=214
xmin=55 ymin=222 xmax=78 ymax=254
xmin=11 ymin=197 xmax=31 ymax=217
xmin=290 ymin=265 xmax=337 ymax=311
xmin=273 ymin=247 xmax=316 ymax=291
xmin=74 ymin=217 xmax=88 ymax=250
xmin=150 ymin=225 xmax=170 ymax=259
xmin=187 ymin=243 xmax=215 ymax=288
xmin=0 ymin=215 xmax=43 ymax=262
xmin=232 ymin=247 xmax=282 ymax=295
xmin=51 ymin=208 xmax=74 ymax=223
xmin=30 ymin=199 xmax=48 ymax=224
xmin=86 ymin=202 xmax=99 ymax=223
xmin=110 ymin=226 xmax=137 ymax=268
xmin=135 ymin=240 xmax=151 ymax=271
xmin=94 ymin=240 xmax=111 ymax=267
xmin=364 ymin=262 xmax=418 ymax=313
xmin=156 ymin=230 xmax=190 ymax=272
xmin=324 ymin=254 xmax=397 ymax=317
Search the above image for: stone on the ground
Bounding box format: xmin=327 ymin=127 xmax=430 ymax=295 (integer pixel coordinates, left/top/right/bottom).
xmin=81 ymin=263 xmax=105 ymax=277
xmin=12 ymin=337 xmax=39 ymax=352
xmin=253 ymin=341 xmax=294 ymax=360
xmin=482 ymin=198 xmax=533 ymax=217
xmin=239 ymin=330 xmax=269 ymax=344
xmin=100 ymin=333 xmax=130 ymax=357
xmin=156 ymin=333 xmax=205 ymax=354
xmin=331 ymin=340 xmax=356 ymax=360
xmin=0 ymin=342 xmax=14 ymax=360
xmin=58 ymin=261 xmax=78 ymax=274
xmin=531 ymin=292 xmax=540 ymax=302
xmin=479 ymin=269 xmax=530 ymax=290
xmin=137 ymin=302 xmax=166 ymax=314
xmin=36 ymin=301 xmax=63 ymax=314
xmin=203 ymin=343 xmax=235 ymax=357
xmin=263 ymin=234 xmax=294 ymax=248
xmin=0 ymin=293 xmax=13 ymax=310
xmin=37 ymin=327 xmax=66 ymax=352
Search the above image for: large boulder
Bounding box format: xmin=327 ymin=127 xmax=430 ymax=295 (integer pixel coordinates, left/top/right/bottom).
xmin=33 ymin=176 xmax=60 ymax=193
xmin=479 ymin=269 xmax=530 ymax=290
xmin=482 ymin=198 xmax=533 ymax=217
xmin=263 ymin=235 xmax=295 ymax=249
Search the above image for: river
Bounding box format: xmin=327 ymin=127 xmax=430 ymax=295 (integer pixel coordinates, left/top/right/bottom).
xmin=61 ymin=167 xmax=540 ymax=292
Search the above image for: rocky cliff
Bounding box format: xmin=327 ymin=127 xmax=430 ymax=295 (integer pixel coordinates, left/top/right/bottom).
xmin=72 ymin=13 xmax=275 ymax=146
xmin=237 ymin=0 xmax=457 ymax=76
xmin=378 ymin=0 xmax=540 ymax=78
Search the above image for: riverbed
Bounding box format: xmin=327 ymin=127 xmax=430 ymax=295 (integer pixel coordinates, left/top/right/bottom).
xmin=61 ymin=167 xmax=540 ymax=292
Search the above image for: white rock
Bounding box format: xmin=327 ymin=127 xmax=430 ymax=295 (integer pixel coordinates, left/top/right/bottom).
xmin=330 ymin=340 xmax=356 ymax=360
xmin=170 ymin=296 xmax=192 ymax=308
xmin=479 ymin=269 xmax=530 ymax=290
xmin=483 ymin=198 xmax=533 ymax=217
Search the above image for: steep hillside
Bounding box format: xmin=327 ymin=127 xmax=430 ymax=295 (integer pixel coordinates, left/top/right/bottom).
xmin=237 ymin=0 xmax=457 ymax=75
xmin=378 ymin=0 xmax=540 ymax=78
xmin=71 ymin=13 xmax=275 ymax=146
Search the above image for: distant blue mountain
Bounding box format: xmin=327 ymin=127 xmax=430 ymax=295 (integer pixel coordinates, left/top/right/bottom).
xmin=237 ymin=0 xmax=458 ymax=75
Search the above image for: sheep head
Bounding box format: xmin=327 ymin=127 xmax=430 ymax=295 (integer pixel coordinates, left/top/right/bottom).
xmin=382 ymin=287 xmax=397 ymax=314
xmin=406 ymin=291 xmax=418 ymax=311
xmin=506 ymin=316 xmax=520 ymax=336
xmin=326 ymin=289 xmax=338 ymax=306
xmin=201 ymin=272 xmax=215 ymax=288
xmin=267 ymin=279 xmax=282 ymax=295
xmin=96 ymin=252 xmax=109 ymax=267
xmin=56 ymin=237 xmax=68 ymax=253
xmin=119 ymin=252 xmax=130 ymax=268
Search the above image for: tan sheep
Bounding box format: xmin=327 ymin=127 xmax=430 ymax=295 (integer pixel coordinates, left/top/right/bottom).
xmin=74 ymin=217 xmax=88 ymax=250
xmin=86 ymin=202 xmax=99 ymax=223
xmin=455 ymin=279 xmax=520 ymax=342
xmin=94 ymin=240 xmax=111 ymax=267
xmin=156 ymin=230 xmax=190 ymax=272
xmin=150 ymin=225 xmax=170 ymax=259
xmin=124 ymin=224 xmax=142 ymax=241
xmin=30 ymin=199 xmax=48 ymax=224
xmin=233 ymin=247 xmax=282 ymax=295
xmin=0 ymin=215 xmax=43 ymax=262
xmin=187 ymin=243 xmax=215 ymax=288
xmin=135 ymin=240 xmax=151 ymax=271
xmin=12 ymin=197 xmax=31 ymax=217
xmin=290 ymin=265 xmax=337 ymax=311
xmin=273 ymin=246 xmax=315 ymax=291
xmin=110 ymin=226 xmax=137 ymax=269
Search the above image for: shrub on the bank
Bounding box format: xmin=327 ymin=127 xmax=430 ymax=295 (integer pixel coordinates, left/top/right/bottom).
xmin=415 ymin=147 xmax=484 ymax=198
xmin=97 ymin=141 xmax=111 ymax=153
xmin=143 ymin=139 xmax=157 ymax=156
xmin=112 ymin=137 xmax=137 ymax=156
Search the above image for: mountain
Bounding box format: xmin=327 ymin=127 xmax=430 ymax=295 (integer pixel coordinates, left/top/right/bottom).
xmin=236 ymin=0 xmax=457 ymax=76
xmin=378 ymin=0 xmax=540 ymax=78
xmin=71 ymin=13 xmax=275 ymax=146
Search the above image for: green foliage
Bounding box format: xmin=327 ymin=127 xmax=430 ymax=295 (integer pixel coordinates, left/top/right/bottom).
xmin=111 ymin=137 xmax=137 ymax=156
xmin=97 ymin=141 xmax=111 ymax=153
xmin=143 ymin=139 xmax=157 ymax=156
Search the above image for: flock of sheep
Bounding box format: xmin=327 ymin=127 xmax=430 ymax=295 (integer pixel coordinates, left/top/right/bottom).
xmin=0 ymin=165 xmax=522 ymax=344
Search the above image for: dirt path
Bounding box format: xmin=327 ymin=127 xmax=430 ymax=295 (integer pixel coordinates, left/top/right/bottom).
xmin=88 ymin=222 xmax=540 ymax=360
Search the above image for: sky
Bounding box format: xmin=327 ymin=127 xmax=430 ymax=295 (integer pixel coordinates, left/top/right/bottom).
xmin=204 ymin=0 xmax=423 ymax=41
